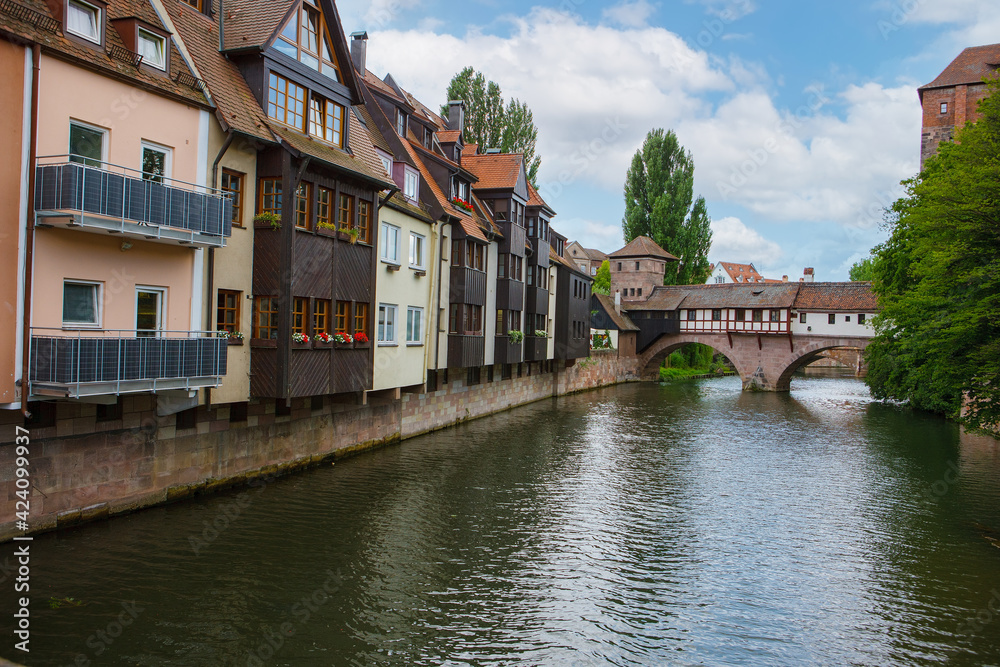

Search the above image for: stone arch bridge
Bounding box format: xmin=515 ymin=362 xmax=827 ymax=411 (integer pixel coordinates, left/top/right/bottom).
xmin=635 ymin=332 xmax=871 ymax=392
xmin=618 ymin=281 xmax=878 ymax=392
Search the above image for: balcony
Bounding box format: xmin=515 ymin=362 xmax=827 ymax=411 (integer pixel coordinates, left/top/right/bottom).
xmin=496 ymin=278 xmax=524 ymax=311
xmin=34 ymin=156 xmax=233 ymax=248
xmin=494 ymin=336 xmax=523 ymax=365
xmin=447 ymin=334 xmax=485 ymax=369
xmin=30 ymin=329 xmax=228 ymax=399
xmin=523 ymin=336 xmax=548 ymax=361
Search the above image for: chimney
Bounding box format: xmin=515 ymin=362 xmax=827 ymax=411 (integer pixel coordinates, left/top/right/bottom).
xmin=350 ymin=31 xmax=368 ymax=74
xmin=614 ymin=290 xmax=621 ymax=314
xmin=803 ymin=267 xmax=815 ymax=283
xmin=782 ymin=275 xmax=788 ymax=282
xmin=447 ymin=100 xmax=464 ymax=132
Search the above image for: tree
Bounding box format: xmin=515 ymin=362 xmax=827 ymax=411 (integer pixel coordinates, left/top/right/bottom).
xmin=593 ymin=260 xmax=611 ymax=295
xmin=443 ymin=68 xmax=541 ymax=186
xmin=865 ymin=80 xmax=1000 ymax=432
xmin=849 ymin=257 xmax=875 ymax=281
xmin=622 ymin=129 xmax=712 ymax=285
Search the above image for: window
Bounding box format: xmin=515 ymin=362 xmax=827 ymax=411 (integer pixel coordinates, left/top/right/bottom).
xmin=800 ymin=312 xmax=807 ymax=324
xmin=636 ymin=262 xmax=640 ymax=270
xmin=217 ymin=290 xmax=241 ymax=334
xmin=335 ymin=301 xmax=350 ymax=333
xmin=259 ymin=178 xmax=282 ymax=216
xmin=354 ymin=303 xmax=369 ymax=338
xmin=295 ymin=182 xmax=311 ymax=230
xmin=396 ymin=109 xmax=406 ymax=136
xmin=591 ymin=266 xmax=597 ymax=276
xmin=497 ymin=255 xmax=506 ymax=279
xmin=63 ymin=281 xmax=100 ymax=327
xmin=381 ymin=223 xmax=400 ymax=264
xmin=253 ymin=297 xmax=279 ymax=339
xmin=275 ymin=0 xmax=342 ymax=82
xmin=180 ymin=0 xmax=202 ymax=9
xmin=423 ymin=127 xmax=433 ymax=149
xmin=407 ymin=307 xmax=423 ymax=344
xmin=468 ymin=305 xmax=483 ymax=334
xmin=715 ymin=276 xmax=725 ymax=284
xmin=526 ymin=266 xmax=534 ymax=287
xmin=137 ymin=29 xmax=166 ymax=70
xmin=221 ymin=170 xmax=244 ymax=226
xmin=474 ymin=244 xmax=485 ymax=271
xmin=828 ymin=313 xmax=836 ymax=325
xmin=338 ymin=193 xmax=354 ymax=231
xmin=846 ymin=316 xmax=852 ymax=323
xmin=69 ymin=121 xmax=105 ymax=167
xmin=309 ymin=97 xmax=344 ymax=147
xmin=617 ymin=262 xmax=622 ymax=271
xmin=409 ymin=233 xmax=426 ymax=269
xmin=770 ymin=309 xmax=781 ymax=323
xmin=452 ymin=240 xmax=462 ymax=267
xmin=496 ymin=309 xmax=505 ymax=334
xmin=377 ymin=151 xmax=393 ymax=178
xmin=378 ymin=304 xmax=397 ymax=344
xmin=752 ymin=309 xmax=763 ymax=322
xmin=267 ymin=73 xmax=306 ymax=130
xmin=637 ymin=288 xmax=642 ymax=297
xmin=141 ymin=142 xmax=171 ymax=183
xmin=858 ymin=313 xmax=866 ymax=325
xmin=449 ymin=304 xmax=459 ymax=333
xmin=735 ymin=309 xmax=746 ymax=321
xmin=404 ymin=168 xmax=418 ymax=201
xmin=941 ymin=102 xmax=949 ymax=114
xmin=313 ymin=299 xmax=330 ymax=334
xmin=357 ymin=200 xmax=371 ymax=243
xmin=687 ymin=310 xmax=696 ymax=321
xmin=292 ymin=298 xmax=308 ymax=335
xmin=712 ymin=309 xmax=722 ymax=321
xmin=317 ymin=187 xmax=332 ymax=229
xmin=135 ymin=288 xmax=165 ymax=337
xmin=66 ymin=0 xmax=100 ymax=43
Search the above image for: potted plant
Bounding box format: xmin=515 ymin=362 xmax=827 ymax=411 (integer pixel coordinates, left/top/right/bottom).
xmin=292 ymin=332 xmax=310 ymax=346
xmin=452 ymin=196 xmax=473 ymax=213
xmin=534 ymin=329 xmax=549 ymax=338
xmin=317 ymin=221 xmax=338 ymax=237
xmin=336 ymin=224 xmax=354 ymax=242
xmin=254 ymin=212 xmax=281 ymax=230
xmin=334 ymin=331 xmax=354 ymax=346
xmin=314 ymin=332 xmax=333 ymax=346
xmin=353 ymin=331 xmax=370 ymax=347
xmin=508 ymin=329 xmax=524 ymax=344
xmin=220 ymin=330 xmax=245 ymax=346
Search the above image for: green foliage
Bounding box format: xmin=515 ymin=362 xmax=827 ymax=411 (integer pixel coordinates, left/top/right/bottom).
xmin=664 ymin=344 xmax=714 ymax=370
xmin=865 ymin=80 xmax=1000 ymax=431
xmin=849 ymin=256 xmax=875 ymax=281
xmin=593 ymin=260 xmax=611 ymax=295
xmin=443 ymin=68 xmax=541 ymax=186
xmin=622 ymin=129 xmax=713 ymax=285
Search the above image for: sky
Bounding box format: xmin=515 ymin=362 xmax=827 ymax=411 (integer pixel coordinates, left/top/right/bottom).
xmin=334 ymin=0 xmax=1000 ymax=281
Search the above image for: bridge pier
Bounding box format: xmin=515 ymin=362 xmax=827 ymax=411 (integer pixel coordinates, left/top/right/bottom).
xmin=635 ymin=333 xmax=871 ymax=393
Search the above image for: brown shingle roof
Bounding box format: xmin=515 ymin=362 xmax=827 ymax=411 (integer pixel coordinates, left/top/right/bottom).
xmin=354 ymin=104 xmax=393 ymax=156
xmin=627 ymin=283 xmax=800 ymax=311
xmin=163 ymin=0 xmax=273 ymax=142
xmin=462 ymin=153 xmax=524 ymax=190
xmin=272 ymin=125 xmax=394 ymax=189
xmin=609 ymin=235 xmax=679 ymax=261
xmin=594 ymin=294 xmax=639 ymax=331
xmin=526 ymin=180 xmax=556 ymax=214
xmin=920 ymin=43 xmax=1000 ymax=92
xmin=221 ymin=0 xmax=293 ymax=51
xmin=437 ymin=130 xmax=461 ymax=143
xmin=0 ymin=0 xmax=209 ymax=108
xmin=793 ymin=282 xmax=878 ymax=311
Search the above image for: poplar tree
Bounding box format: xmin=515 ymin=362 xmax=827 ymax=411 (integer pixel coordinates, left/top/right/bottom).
xmin=442 ymin=67 xmax=542 ymax=186
xmin=866 ymin=79 xmax=1000 ymax=432
xmin=622 ymin=129 xmax=712 ymax=285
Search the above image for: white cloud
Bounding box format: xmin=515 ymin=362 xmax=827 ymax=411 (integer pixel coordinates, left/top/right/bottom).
xmin=708 ymin=217 xmax=782 ymax=267
xmin=602 ymin=0 xmax=657 ymax=28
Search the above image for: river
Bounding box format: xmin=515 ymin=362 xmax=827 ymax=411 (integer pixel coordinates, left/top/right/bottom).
xmin=8 ymin=374 xmax=1000 ymax=666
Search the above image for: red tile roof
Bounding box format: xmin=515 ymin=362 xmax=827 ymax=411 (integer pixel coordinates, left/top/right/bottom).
xmin=462 ymin=153 xmax=524 ymax=190
xmin=715 ymin=261 xmax=768 ymax=284
xmin=437 ymin=130 xmax=461 ymax=143
xmin=793 ymin=282 xmax=878 ymax=311
xmin=920 ymin=43 xmax=1000 ymax=92
xmin=609 ymin=236 xmax=679 ymax=261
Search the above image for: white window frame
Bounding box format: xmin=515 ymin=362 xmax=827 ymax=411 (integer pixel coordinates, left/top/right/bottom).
xmin=140 ymin=140 xmax=173 ymax=183
xmin=62 ymin=280 xmax=102 ymax=329
xmin=137 ymin=28 xmax=167 ymax=71
xmin=66 ymin=0 xmax=101 ymax=44
xmin=381 ymin=222 xmax=400 ymax=265
xmin=403 ymin=167 xmax=418 ymax=202
xmin=69 ymin=119 xmax=108 ymax=166
xmin=378 ymin=303 xmax=397 ymax=345
xmin=135 ymin=286 xmax=166 ymax=337
xmin=406 ymin=306 xmax=424 ymax=345
xmin=940 ymin=102 xmax=948 ymax=114
xmin=376 ymin=149 xmax=393 ymax=178
xmin=409 ymin=232 xmax=426 ymax=270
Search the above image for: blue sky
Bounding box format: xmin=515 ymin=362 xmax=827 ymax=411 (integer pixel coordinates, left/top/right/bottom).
xmin=336 ymin=0 xmax=999 ymax=281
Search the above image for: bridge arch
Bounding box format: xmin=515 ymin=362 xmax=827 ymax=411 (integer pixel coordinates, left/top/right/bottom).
xmin=637 ymin=333 xmax=871 ymax=391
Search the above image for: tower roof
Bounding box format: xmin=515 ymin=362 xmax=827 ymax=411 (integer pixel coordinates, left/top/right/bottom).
xmin=609 ymin=236 xmax=679 ymax=261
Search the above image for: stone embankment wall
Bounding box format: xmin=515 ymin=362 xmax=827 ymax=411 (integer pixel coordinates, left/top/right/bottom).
xmin=0 ymin=351 xmax=637 ymax=541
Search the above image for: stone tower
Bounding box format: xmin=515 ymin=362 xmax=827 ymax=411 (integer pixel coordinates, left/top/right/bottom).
xmin=609 ymin=236 xmax=679 ymax=301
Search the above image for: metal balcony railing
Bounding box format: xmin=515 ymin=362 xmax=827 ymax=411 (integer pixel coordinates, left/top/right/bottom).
xmin=34 ymin=156 xmax=233 ymax=248
xmin=29 ymin=329 xmax=228 ymax=399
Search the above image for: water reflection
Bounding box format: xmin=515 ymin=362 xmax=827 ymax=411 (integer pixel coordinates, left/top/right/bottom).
xmin=7 ymin=378 xmax=1000 ymax=666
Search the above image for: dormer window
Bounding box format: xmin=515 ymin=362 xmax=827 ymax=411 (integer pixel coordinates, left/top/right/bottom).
xmin=396 ymin=109 xmax=406 ymax=137
xmin=137 ymin=29 xmax=166 ymax=70
xmin=267 ymin=73 xmax=306 ymax=130
xmin=404 ymin=167 xmax=418 ymax=201
xmin=179 ymin=0 xmax=202 ymax=10
xmin=67 ymin=0 xmax=101 ymax=44
xmin=423 ymin=127 xmax=433 ymax=149
xmin=376 ymin=149 xmax=393 ymax=178
xmin=309 ymin=96 xmax=344 ymax=147
xmin=275 ymin=0 xmax=342 ymax=83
